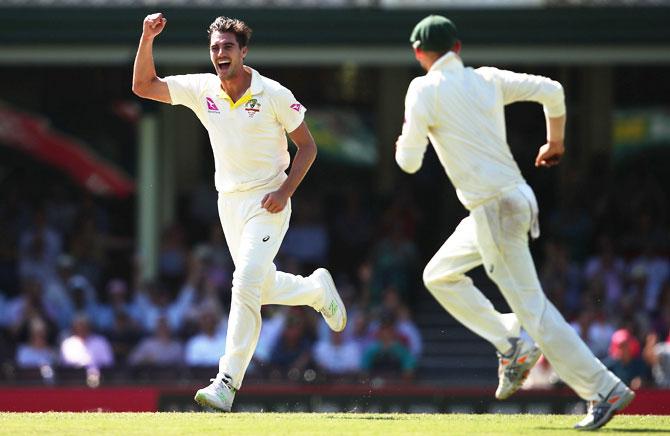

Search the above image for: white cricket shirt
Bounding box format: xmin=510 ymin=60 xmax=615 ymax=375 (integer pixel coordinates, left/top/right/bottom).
xmin=166 ymin=67 xmax=307 ymax=193
xmin=396 ymin=52 xmax=565 ymax=210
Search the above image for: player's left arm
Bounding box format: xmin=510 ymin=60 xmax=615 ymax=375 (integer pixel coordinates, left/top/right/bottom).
xmin=261 ymin=121 xmax=317 ymax=213
xmin=487 ymin=68 xmax=567 ymax=168
xmin=535 ymin=114 xmax=565 ymax=168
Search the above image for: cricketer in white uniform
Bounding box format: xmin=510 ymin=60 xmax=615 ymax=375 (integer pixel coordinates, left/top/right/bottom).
xmin=132 ymin=14 xmax=346 ymax=412
xmin=397 ymin=15 xmax=634 ymax=430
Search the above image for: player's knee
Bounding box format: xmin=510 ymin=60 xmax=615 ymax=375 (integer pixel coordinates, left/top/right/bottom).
xmin=423 ymin=263 xmax=457 ymax=290
xmin=231 ymin=269 xmax=264 ymax=304
xmin=231 ymin=279 xmax=261 ymax=306
xmin=422 ymin=265 xmax=436 ymax=288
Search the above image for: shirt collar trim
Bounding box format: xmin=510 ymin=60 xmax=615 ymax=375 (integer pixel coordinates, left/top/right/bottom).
xmin=217 ymin=67 xmax=264 ymax=109
xmin=429 ymin=52 xmax=463 ymax=73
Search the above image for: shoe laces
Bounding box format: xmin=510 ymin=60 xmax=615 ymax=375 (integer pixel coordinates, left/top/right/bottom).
xmin=211 ymin=374 xmax=235 ymax=391
xmin=586 ymin=400 xmax=608 ymax=419
xmin=503 ymin=363 xmax=524 ymax=381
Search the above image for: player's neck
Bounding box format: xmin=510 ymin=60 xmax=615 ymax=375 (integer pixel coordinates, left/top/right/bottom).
xmin=220 ymin=67 xmax=252 ymax=103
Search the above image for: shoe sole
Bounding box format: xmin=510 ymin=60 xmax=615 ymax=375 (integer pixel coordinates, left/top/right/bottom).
xmin=194 ymin=391 xmax=231 ymax=412
xmin=316 ymin=268 xmax=347 ymax=332
xmin=575 ymin=389 xmax=636 ymax=431
xmin=495 ymin=347 xmax=542 ymax=400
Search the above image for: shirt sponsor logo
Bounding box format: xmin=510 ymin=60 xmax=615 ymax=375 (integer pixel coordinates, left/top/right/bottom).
xmin=245 ymin=98 xmax=261 ymax=118
xmin=206 ymin=97 xmax=220 ymax=113
xmin=290 ymin=103 xmax=302 ymax=112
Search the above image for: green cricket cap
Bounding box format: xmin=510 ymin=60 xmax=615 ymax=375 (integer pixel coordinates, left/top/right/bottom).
xmin=410 ymin=15 xmax=458 ymax=52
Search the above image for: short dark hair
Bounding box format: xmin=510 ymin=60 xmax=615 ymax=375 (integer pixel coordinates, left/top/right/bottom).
xmin=207 ymin=16 xmax=252 ymax=48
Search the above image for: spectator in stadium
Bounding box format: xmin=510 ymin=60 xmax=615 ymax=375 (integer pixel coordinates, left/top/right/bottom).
xmin=15 ymin=317 xmax=57 ymax=369
xmin=361 ymin=311 xmax=416 ymax=379
xmin=620 ymin=265 xmax=654 ymax=335
xmin=369 ymin=288 xmax=422 ymax=358
xmin=171 ymin=246 xmax=226 ymax=336
xmin=280 ymin=197 xmax=330 ymax=269
xmin=67 ymin=275 xmax=104 ymax=332
xmin=68 ymin=215 xmax=108 ymax=288
xmin=603 ymin=328 xmax=648 ymax=389
xmin=367 ymin=223 xmax=419 ymax=306
xmin=642 ymin=330 xmax=670 ymax=387
xmin=313 ymin=330 xmax=362 ymax=376
xmin=60 ymin=314 xmax=114 ymax=369
xmin=651 ymin=283 xmax=670 ymax=338
xmin=158 ymin=224 xmax=188 ymax=287
xmin=627 ymin=245 xmax=670 ymax=313
xmin=269 ymin=308 xmax=315 ymax=377
xmin=106 ymin=310 xmax=143 ymax=364
xmin=42 ymin=254 xmax=79 ymax=330
xmin=201 ymin=224 xmax=234 ymax=295
xmin=349 ymin=310 xmax=374 ymax=352
xmin=96 ymin=278 xmax=140 ymax=332
xmin=132 ymin=280 xmax=181 ymax=333
xmin=252 ymin=306 xmax=286 ymax=368
xmin=584 ymin=236 xmax=626 ymax=312
xmin=330 ymin=188 xmax=373 ymax=280
xmin=18 ymin=208 xmax=62 ymax=284
xmin=6 ymin=278 xmax=58 ymax=341
xmin=184 ymin=307 xmax=227 ymax=367
xmin=538 ymin=239 xmax=582 ymax=317
xmin=545 ymin=173 xmax=594 ymax=263
xmin=570 ymin=308 xmax=615 ymax=360
xmin=128 ymin=316 xmax=184 ymax=367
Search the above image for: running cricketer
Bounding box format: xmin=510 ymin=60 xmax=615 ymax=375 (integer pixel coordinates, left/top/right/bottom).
xmin=396 ymin=15 xmax=634 ymax=430
xmin=132 ymin=14 xmax=346 ymax=412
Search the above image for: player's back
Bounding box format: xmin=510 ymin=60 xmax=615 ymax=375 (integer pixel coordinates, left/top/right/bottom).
xmin=421 ymin=54 xmax=525 ymax=209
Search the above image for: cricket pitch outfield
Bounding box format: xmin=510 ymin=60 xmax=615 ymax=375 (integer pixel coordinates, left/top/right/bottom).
xmin=1 ymin=412 xmax=669 ymax=435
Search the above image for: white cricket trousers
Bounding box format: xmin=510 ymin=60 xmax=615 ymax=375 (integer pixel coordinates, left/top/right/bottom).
xmin=423 ymin=184 xmax=620 ymax=401
xmin=216 ymin=185 xmax=326 ymax=389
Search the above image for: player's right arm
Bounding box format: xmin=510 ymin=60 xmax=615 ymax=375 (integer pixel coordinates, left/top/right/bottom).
xmin=395 ymin=78 xmax=433 ymax=174
xmin=132 ymin=13 xmax=171 ymax=104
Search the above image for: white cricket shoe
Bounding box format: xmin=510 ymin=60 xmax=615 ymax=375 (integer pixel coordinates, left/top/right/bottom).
xmin=194 ymin=373 xmax=236 ymax=412
xmin=574 ymin=381 xmax=635 ymax=431
xmin=313 ymin=268 xmax=347 ymax=332
xmin=495 ymin=337 xmax=542 ymax=400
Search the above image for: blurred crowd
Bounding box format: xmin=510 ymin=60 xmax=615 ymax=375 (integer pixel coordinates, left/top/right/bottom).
xmin=0 ymin=178 xmax=423 ymax=385
xmin=1 ymin=157 xmax=670 ymax=390
xmin=526 ymin=164 xmax=670 ymax=390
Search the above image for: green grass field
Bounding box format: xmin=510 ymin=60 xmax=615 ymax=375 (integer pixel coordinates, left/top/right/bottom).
xmin=0 ymin=413 xmax=668 ymax=435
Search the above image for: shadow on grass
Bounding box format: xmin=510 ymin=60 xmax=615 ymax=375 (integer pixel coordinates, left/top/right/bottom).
xmin=535 ymin=427 xmax=670 ymax=433
xmin=325 ymin=415 xmax=412 ymax=421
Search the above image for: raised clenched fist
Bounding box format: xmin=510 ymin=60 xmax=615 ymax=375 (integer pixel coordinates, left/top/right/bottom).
xmin=142 ymin=13 xmax=167 ymax=39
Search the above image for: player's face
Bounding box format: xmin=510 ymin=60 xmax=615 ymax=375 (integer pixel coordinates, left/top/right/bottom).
xmin=210 ymin=31 xmax=248 ymax=81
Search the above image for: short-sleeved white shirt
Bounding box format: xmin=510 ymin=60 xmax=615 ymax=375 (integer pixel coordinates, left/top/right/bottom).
xmin=166 ymin=67 xmax=307 ymax=193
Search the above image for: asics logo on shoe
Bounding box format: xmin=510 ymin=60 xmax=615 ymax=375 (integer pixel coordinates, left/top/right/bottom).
xmin=328 ymin=300 xmax=338 ymax=315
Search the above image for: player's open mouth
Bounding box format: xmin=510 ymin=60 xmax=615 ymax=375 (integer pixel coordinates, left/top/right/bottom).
xmin=217 ymin=60 xmax=231 ymax=73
